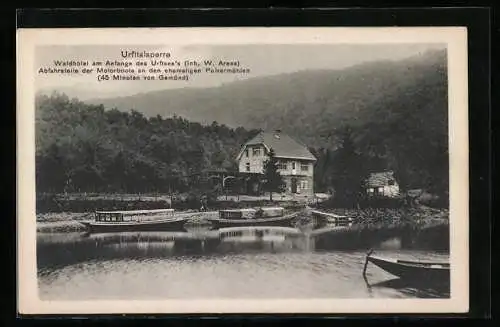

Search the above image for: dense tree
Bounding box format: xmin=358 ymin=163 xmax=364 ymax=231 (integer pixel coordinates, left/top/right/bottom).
xmin=327 ymin=126 xmax=368 ymax=206
xmin=262 ymin=148 xmax=285 ymax=201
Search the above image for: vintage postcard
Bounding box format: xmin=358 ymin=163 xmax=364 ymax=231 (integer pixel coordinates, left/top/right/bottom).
xmin=17 ymin=27 xmax=469 ymax=314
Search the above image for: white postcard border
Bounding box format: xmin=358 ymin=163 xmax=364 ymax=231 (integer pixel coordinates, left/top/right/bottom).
xmin=17 ymin=27 xmax=469 ymax=314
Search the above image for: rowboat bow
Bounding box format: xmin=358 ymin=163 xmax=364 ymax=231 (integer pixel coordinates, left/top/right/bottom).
xmin=363 ymin=249 xmax=450 ymax=282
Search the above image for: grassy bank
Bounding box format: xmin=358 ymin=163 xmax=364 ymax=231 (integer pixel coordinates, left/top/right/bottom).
xmin=36 ymin=194 xmax=172 ymax=213
xmin=36 ymin=193 xmax=306 ymax=213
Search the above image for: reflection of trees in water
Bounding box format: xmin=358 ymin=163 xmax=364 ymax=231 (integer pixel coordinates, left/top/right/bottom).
xmin=37 ymin=231 xmax=312 ymax=271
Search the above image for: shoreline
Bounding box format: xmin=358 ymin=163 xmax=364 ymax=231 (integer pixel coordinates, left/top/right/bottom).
xmin=36 ymin=211 xmax=217 ymax=233
xmin=36 ymin=207 xmax=449 ymax=252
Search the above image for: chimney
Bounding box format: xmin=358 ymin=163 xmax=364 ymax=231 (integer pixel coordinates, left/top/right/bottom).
xmin=274 ymin=129 xmax=281 ymax=139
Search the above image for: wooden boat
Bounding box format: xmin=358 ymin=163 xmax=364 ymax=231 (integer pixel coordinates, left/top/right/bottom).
xmin=208 ymin=207 xmax=300 ymax=228
xmin=80 ymin=209 xmax=187 ymax=233
xmin=364 ymin=251 xmax=450 ymax=281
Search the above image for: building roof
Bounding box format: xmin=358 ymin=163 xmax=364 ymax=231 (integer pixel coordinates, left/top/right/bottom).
xmin=365 ymin=171 xmax=397 ymax=188
xmin=239 ymin=131 xmax=316 ymax=161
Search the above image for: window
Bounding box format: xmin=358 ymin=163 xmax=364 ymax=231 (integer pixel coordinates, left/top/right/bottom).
xmin=245 ymin=163 xmax=250 ymax=172
xmin=301 ymin=164 xmax=309 ymax=172
xmin=300 ymin=180 xmax=308 ymax=190
xmin=245 ymin=149 xmax=249 ymax=157
xmin=388 ymin=179 xmax=395 ymax=186
xmin=292 ymin=162 xmax=296 ymax=170
xmin=253 ymin=147 xmax=261 ymax=156
xmin=277 ymin=161 xmax=287 ymax=170
xmin=367 ymin=188 xmax=374 ymax=193
xmin=378 ymin=187 xmax=384 ymax=194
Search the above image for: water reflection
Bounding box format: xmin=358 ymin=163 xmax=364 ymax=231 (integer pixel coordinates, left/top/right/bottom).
xmin=37 ymin=227 xmax=310 ymax=270
xmin=37 ymin=227 xmax=450 ymax=300
xmin=364 ymin=277 xmax=450 ymax=298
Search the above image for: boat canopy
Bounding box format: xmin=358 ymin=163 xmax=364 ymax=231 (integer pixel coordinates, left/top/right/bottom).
xmin=219 ymin=207 xmax=286 ymax=219
xmin=220 ymin=209 xmax=257 ymax=213
xmin=95 ymin=209 xmax=174 ymax=215
xmin=311 ymin=210 xmax=347 ymax=218
xmin=219 ymin=208 xmax=256 ymax=219
xmin=260 ymin=207 xmax=285 ymax=211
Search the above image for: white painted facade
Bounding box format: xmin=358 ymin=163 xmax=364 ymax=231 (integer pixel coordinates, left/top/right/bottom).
xmin=237 ymin=143 xmax=315 ymax=195
xmin=238 ymin=144 xmax=268 ymax=174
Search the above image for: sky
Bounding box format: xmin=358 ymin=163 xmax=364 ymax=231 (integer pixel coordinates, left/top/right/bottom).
xmin=35 ymin=43 xmax=446 ymax=100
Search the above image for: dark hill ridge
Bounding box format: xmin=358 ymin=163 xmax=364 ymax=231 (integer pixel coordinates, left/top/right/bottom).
xmin=87 ymin=49 xmax=447 ymax=150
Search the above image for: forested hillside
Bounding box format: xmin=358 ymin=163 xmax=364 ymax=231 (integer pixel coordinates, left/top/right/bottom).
xmin=35 ymin=93 xmax=258 ymax=193
xmin=36 ymin=49 xmax=449 ymax=202
xmin=88 ymin=49 xmax=447 ymax=149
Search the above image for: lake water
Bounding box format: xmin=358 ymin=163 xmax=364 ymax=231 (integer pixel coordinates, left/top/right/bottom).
xmin=37 ymin=227 xmax=450 ymax=300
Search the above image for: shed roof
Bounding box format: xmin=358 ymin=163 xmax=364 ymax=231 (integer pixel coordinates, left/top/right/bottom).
xmin=365 ymin=171 xmax=397 ymax=188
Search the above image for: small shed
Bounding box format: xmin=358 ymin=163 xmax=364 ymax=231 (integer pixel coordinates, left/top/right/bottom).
xmin=364 ymin=171 xmax=400 ymax=198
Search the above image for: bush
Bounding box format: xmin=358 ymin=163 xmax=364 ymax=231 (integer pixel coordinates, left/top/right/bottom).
xmin=172 ymin=191 xmax=219 ymax=210
xmin=418 ymin=192 xmax=448 ymax=208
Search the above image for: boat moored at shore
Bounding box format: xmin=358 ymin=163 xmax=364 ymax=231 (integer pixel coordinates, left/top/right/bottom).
xmin=310 ymin=209 xmax=353 ymax=228
xmin=80 ymin=209 xmax=187 ymax=233
xmin=208 ymin=207 xmax=299 ymax=228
